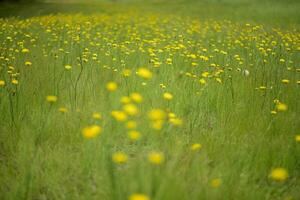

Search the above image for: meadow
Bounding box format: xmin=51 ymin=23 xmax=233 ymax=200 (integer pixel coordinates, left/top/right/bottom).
xmin=0 ymin=0 xmax=300 ymax=199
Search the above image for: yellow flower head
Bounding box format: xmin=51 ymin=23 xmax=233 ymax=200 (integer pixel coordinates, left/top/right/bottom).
xmin=137 ymin=68 xmax=152 ymax=79
xmin=130 ymin=93 xmax=143 ymax=103
xmin=148 ymin=151 xmax=164 ymax=165
xmin=125 ymin=120 xmax=137 ymax=129
xmin=199 ymin=78 xmax=206 ymax=85
xmin=128 ymin=130 xmax=141 ymax=141
xmin=21 ymin=48 xmax=29 ymax=53
xmin=58 ymin=107 xmax=68 ymax=113
xmin=211 ymin=178 xmax=221 ymax=188
xmin=0 ymin=80 xmax=5 ymax=87
xmin=129 ymin=193 xmax=150 ymax=200
xmin=92 ymin=112 xmax=102 ymax=120
xmin=269 ymin=168 xmax=288 ymax=181
xmin=106 ymin=82 xmax=118 ymax=92
xmin=111 ymin=110 xmax=127 ymax=122
xmin=112 ymin=152 xmax=128 ymax=164
xmin=25 ymin=61 xmax=32 ymax=66
xmin=281 ymin=79 xmax=290 ymax=84
xmin=169 ymin=118 xmax=183 ymax=126
xmin=82 ymin=125 xmax=102 ymax=139
xmin=151 ymin=120 xmax=164 ymax=130
xmin=123 ymin=104 xmax=139 ymax=116
xmin=64 ymin=65 xmax=72 ymax=70
xmin=120 ymin=96 xmax=131 ymax=104
xmin=191 ymin=143 xmax=202 ymax=151
xmin=163 ymin=92 xmax=173 ymax=100
xmin=148 ymin=109 xmax=166 ymax=121
xmin=295 ymin=135 xmax=300 ymax=142
xmin=276 ymin=102 xmax=288 ymax=112
xmin=46 ymin=95 xmax=57 ymax=103
xmin=11 ymin=79 xmax=18 ymax=85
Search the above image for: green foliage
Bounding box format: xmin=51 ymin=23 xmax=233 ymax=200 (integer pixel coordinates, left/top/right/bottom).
xmin=0 ymin=1 xmax=300 ymax=200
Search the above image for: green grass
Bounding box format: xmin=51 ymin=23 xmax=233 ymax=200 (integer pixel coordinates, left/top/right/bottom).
xmin=0 ymin=1 xmax=300 ymax=200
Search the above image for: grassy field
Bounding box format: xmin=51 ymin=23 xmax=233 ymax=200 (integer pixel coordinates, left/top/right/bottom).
xmin=0 ymin=0 xmax=300 ymax=200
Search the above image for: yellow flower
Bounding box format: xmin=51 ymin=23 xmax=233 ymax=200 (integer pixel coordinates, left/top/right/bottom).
xmin=191 ymin=143 xmax=202 ymax=151
xmin=21 ymin=48 xmax=29 ymax=53
xmin=199 ymin=78 xmax=206 ymax=85
xmin=211 ymin=178 xmax=221 ymax=188
xmin=148 ymin=109 xmax=166 ymax=121
xmin=259 ymin=86 xmax=267 ymax=90
xmin=25 ymin=61 xmax=32 ymax=66
xmin=269 ymin=168 xmax=288 ymax=181
xmin=137 ymin=68 xmax=152 ymax=79
xmin=281 ymin=79 xmax=290 ymax=84
xmin=106 ymin=82 xmax=118 ymax=92
xmin=11 ymin=79 xmax=18 ymax=85
xmin=276 ymin=102 xmax=288 ymax=112
xmin=215 ymin=78 xmax=222 ymax=83
xmin=129 ymin=193 xmax=150 ymax=200
xmin=295 ymin=135 xmax=300 ymax=142
xmin=128 ymin=130 xmax=141 ymax=140
xmin=151 ymin=120 xmax=164 ymax=130
xmin=163 ymin=92 xmax=173 ymax=100
xmin=123 ymin=104 xmax=139 ymax=116
xmin=46 ymin=95 xmax=57 ymax=103
xmin=169 ymin=118 xmax=182 ymax=126
xmin=130 ymin=93 xmax=143 ymax=103
xmin=82 ymin=125 xmax=102 ymax=139
xmin=270 ymin=110 xmax=277 ymax=115
xmin=148 ymin=151 xmax=164 ymax=165
xmin=64 ymin=65 xmax=72 ymax=70
xmin=58 ymin=107 xmax=68 ymax=113
xmin=92 ymin=112 xmax=102 ymax=120
xmin=112 ymin=152 xmax=128 ymax=164
xmin=125 ymin=120 xmax=137 ymax=129
xmin=120 ymin=96 xmax=131 ymax=104
xmin=0 ymin=80 xmax=5 ymax=87
xmin=111 ymin=110 xmax=127 ymax=122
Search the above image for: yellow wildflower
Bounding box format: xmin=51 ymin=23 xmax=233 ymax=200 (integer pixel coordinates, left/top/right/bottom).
xmin=276 ymin=102 xmax=288 ymax=112
xmin=92 ymin=112 xmax=102 ymax=120
xmin=295 ymin=135 xmax=300 ymax=142
xmin=148 ymin=151 xmax=164 ymax=165
xmin=191 ymin=143 xmax=202 ymax=151
xmin=64 ymin=65 xmax=72 ymax=70
xmin=129 ymin=193 xmax=150 ymax=200
xmin=11 ymin=79 xmax=18 ymax=85
xmin=269 ymin=168 xmax=288 ymax=181
xmin=58 ymin=107 xmax=68 ymax=113
xmin=123 ymin=104 xmax=139 ymax=116
xmin=126 ymin=120 xmax=137 ymax=129
xmin=0 ymin=80 xmax=5 ymax=87
xmin=106 ymin=82 xmax=118 ymax=92
xmin=130 ymin=93 xmax=143 ymax=103
xmin=25 ymin=61 xmax=32 ymax=66
xmin=137 ymin=68 xmax=152 ymax=79
xmin=148 ymin=109 xmax=166 ymax=121
xmin=112 ymin=152 xmax=128 ymax=164
xmin=163 ymin=92 xmax=173 ymax=100
xmin=128 ymin=130 xmax=141 ymax=141
xmin=199 ymin=78 xmax=206 ymax=85
xmin=111 ymin=110 xmax=127 ymax=122
xmin=211 ymin=178 xmax=221 ymax=188
xmin=46 ymin=95 xmax=57 ymax=103
xmin=82 ymin=125 xmax=102 ymax=139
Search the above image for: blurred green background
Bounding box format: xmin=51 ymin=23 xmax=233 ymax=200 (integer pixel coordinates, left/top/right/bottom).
xmin=0 ymin=0 xmax=300 ymax=27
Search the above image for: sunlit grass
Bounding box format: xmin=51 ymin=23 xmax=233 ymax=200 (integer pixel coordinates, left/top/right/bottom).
xmin=0 ymin=2 xmax=300 ymax=200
